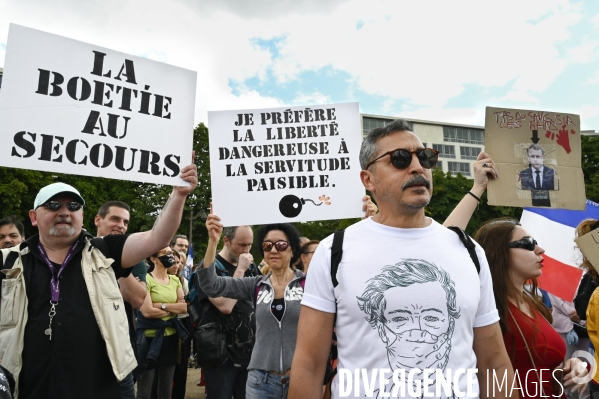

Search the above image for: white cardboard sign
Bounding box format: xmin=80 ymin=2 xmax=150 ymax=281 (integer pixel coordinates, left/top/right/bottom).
xmin=0 ymin=24 xmax=197 ymax=185
xmin=208 ymin=102 xmax=364 ymax=226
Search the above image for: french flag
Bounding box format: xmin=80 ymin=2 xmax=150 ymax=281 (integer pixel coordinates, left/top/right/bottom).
xmin=187 ymin=244 xmax=194 ymax=270
xmin=519 ymin=200 xmax=599 ymax=301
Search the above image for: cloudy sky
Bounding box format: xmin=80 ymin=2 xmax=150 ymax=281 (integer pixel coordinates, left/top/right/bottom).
xmin=1 ymin=0 xmax=599 ymax=130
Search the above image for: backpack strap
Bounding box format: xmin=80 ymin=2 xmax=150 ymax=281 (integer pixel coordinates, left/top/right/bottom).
xmin=446 ymin=226 xmax=480 ymax=274
xmin=1 ymin=251 xmax=19 ymax=270
xmin=330 ymin=230 xmax=345 ymax=288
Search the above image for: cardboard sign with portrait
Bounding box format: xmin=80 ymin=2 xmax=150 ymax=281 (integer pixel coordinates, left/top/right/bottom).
xmin=485 ymin=106 xmax=586 ymax=210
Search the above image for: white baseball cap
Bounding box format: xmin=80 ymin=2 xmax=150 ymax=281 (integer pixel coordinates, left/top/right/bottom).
xmin=33 ymin=183 xmax=85 ymax=209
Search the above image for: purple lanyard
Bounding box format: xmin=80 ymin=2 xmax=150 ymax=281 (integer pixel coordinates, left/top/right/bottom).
xmin=37 ymin=241 xmax=79 ymax=303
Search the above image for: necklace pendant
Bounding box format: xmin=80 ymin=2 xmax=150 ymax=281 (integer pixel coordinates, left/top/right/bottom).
xmin=45 ymin=328 xmax=52 ymax=340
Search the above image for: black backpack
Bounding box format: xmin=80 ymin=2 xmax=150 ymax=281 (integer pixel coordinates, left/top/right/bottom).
xmin=325 ymin=226 xmax=481 ymax=381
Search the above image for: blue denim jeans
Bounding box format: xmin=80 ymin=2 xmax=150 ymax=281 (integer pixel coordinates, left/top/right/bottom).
xmin=118 ymin=372 xmax=135 ymax=399
xmin=203 ymin=359 xmax=248 ymax=399
xmin=245 ymin=369 xmax=290 ymax=399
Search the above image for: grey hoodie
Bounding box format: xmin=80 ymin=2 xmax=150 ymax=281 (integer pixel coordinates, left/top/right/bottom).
xmin=199 ymin=262 xmax=305 ymax=373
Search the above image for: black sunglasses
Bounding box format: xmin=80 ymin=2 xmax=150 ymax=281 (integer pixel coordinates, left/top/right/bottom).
xmin=262 ymin=240 xmax=290 ymax=252
xmin=41 ymin=201 xmax=83 ymax=212
xmin=508 ymin=237 xmax=538 ymax=251
xmin=365 ymin=148 xmax=439 ymax=170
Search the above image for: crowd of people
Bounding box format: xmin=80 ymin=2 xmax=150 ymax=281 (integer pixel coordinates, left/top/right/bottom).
xmin=0 ymin=119 xmax=597 ymax=399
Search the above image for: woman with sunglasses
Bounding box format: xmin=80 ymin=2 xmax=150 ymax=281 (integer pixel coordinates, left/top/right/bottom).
xmin=200 ymin=210 xmax=303 ymax=399
xmin=136 ymin=247 xmax=188 ymax=399
xmin=474 ymin=219 xmax=587 ymax=397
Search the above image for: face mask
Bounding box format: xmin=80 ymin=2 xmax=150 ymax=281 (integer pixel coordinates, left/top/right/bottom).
xmin=157 ymin=254 xmax=176 ymax=268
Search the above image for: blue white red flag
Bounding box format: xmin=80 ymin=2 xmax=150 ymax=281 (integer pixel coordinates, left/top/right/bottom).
xmin=519 ymin=200 xmax=599 ymax=301
xmin=187 ymin=244 xmax=194 ymax=269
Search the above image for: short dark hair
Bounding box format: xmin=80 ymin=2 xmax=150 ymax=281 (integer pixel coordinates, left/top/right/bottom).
xmin=97 ymin=201 xmax=130 ymax=218
xmin=222 ymin=226 xmax=253 ymax=242
xmin=360 ymin=119 xmax=413 ymax=169
xmin=257 ymin=223 xmax=301 ymax=266
xmin=527 ymin=143 xmax=544 ymax=155
xmin=0 ymin=215 xmax=25 ymax=237
xmin=170 ymin=234 xmax=188 ymax=247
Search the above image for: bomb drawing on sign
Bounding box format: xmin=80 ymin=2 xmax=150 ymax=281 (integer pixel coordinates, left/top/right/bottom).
xmin=279 ymin=194 xmax=331 ymax=218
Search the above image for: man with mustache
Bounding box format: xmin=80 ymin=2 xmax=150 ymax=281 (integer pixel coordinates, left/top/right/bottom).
xmin=0 ymin=156 xmax=197 ymax=399
xmin=0 ymin=216 xmax=25 ymax=249
xmin=290 ymin=119 xmax=516 ymax=398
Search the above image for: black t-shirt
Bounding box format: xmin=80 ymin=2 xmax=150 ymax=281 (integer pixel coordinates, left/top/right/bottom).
xmin=0 ymin=232 xmax=131 ymax=399
xmin=197 ymin=254 xmax=258 ymax=365
xmin=271 ymin=298 xmax=285 ymax=322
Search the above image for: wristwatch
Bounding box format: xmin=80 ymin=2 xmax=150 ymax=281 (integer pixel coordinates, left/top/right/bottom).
xmin=161 ymin=303 xmax=167 ymax=311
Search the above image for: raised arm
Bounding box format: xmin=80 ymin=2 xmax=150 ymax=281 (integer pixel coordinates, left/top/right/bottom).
xmin=443 ymin=152 xmax=497 ymax=230
xmin=120 ymin=152 xmax=198 ymax=267
xmin=199 ymin=207 xmax=259 ymax=302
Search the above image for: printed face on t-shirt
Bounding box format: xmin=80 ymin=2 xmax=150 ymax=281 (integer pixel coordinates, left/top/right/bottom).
xmin=382 ymin=282 xmax=450 ymax=336
xmin=358 ymin=259 xmax=459 ymax=375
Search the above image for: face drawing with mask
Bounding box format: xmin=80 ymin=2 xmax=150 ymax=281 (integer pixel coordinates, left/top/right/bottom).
xmin=357 ymin=259 xmax=460 ymax=395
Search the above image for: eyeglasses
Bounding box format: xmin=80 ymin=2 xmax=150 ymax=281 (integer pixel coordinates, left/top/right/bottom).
xmin=262 ymin=240 xmax=290 ymax=252
xmin=365 ymin=148 xmax=439 ymax=170
xmin=508 ymin=237 xmax=538 ymax=251
xmin=41 ymin=201 xmax=83 ymax=212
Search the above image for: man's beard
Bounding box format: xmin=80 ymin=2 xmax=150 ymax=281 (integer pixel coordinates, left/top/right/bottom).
xmin=49 ymin=217 xmax=76 ymax=237
xmin=226 ymin=248 xmax=239 ymax=264
xmin=1 ymin=242 xmax=16 ymax=249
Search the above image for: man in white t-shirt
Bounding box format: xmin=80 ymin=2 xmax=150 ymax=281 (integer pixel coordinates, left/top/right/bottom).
xmin=289 ymin=119 xmax=516 ymax=399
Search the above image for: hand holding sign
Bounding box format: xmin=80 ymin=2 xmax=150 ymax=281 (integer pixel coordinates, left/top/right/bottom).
xmin=205 ymin=203 xmax=223 ymax=244
xmin=173 ymin=151 xmax=198 ymax=196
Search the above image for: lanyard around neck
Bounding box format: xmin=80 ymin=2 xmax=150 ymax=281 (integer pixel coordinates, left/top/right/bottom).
xmin=37 ymin=241 xmax=79 ymax=303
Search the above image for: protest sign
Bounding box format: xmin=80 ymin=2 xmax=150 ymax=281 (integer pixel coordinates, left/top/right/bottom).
xmin=485 ymin=106 xmax=585 ymax=210
xmin=575 ymin=226 xmax=599 ymax=272
xmin=208 ymin=102 xmax=364 ymax=226
xmin=0 ymin=24 xmax=197 ymax=185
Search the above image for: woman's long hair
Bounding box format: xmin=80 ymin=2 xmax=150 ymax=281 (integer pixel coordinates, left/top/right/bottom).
xmin=576 ymin=219 xmax=599 ymax=281
xmin=474 ymin=218 xmax=552 ymax=335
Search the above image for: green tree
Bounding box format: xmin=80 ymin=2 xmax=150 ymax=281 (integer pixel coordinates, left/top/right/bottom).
xmin=582 ymin=135 xmax=599 ymax=203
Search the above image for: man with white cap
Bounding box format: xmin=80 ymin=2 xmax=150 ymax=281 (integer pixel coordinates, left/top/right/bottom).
xmin=0 ymin=159 xmax=197 ymax=399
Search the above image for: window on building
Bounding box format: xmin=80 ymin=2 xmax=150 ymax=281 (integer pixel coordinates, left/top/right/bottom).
xmin=460 ymin=146 xmax=482 ymax=160
xmin=436 ymin=161 xmax=443 ymax=171
xmin=362 ymin=117 xmax=396 ymax=136
xmin=448 ymin=162 xmax=471 ymax=176
xmin=432 ymin=144 xmax=456 ymax=159
xmin=0 ymin=74 xmax=3 ymax=89
xmin=443 ymin=126 xmax=484 ymax=144
xmin=362 ymin=117 xmax=412 ymax=137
